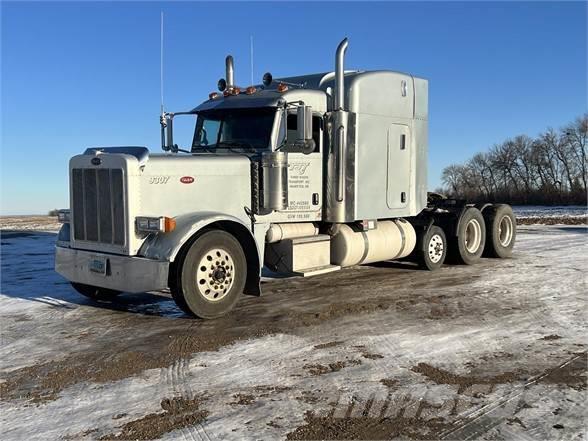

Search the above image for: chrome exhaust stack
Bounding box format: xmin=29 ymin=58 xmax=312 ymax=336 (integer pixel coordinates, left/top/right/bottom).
xmin=225 ymin=55 xmax=235 ymax=88
xmin=326 ymin=37 xmax=351 ymax=223
xmin=334 ymin=38 xmax=349 ymax=110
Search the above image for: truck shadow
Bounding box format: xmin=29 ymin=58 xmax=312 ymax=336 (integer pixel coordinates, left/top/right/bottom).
xmin=364 ymin=260 xmax=422 ymax=270
xmin=1 ymin=231 xmax=190 ymax=319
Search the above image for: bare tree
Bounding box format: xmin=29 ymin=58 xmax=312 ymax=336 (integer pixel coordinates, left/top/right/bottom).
xmin=440 ymin=115 xmax=587 ymax=205
xmin=564 ymin=115 xmax=587 ymax=193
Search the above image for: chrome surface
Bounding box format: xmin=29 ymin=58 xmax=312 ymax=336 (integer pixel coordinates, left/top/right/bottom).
xmin=261 ymin=151 xmax=289 ymax=211
xmin=428 ymin=233 xmax=444 ymax=263
xmin=336 ymin=125 xmax=345 ymax=202
xmin=196 ymin=247 xmax=235 ymax=302
xmin=226 ymin=55 xmax=234 ymax=87
xmin=71 ymin=168 xmax=125 ymax=246
xmin=334 ymin=38 xmax=349 ymax=110
xmin=325 ymin=111 xmax=356 ymax=223
xmin=55 ymin=246 xmax=169 ymax=293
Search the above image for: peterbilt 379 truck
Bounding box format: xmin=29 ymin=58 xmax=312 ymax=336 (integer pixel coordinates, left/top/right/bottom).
xmin=55 ymin=38 xmax=516 ymax=319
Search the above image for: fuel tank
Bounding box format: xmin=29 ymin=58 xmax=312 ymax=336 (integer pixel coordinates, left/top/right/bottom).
xmin=330 ymin=219 xmax=416 ymax=267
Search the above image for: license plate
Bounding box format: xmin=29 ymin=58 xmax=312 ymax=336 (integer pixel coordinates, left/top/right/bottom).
xmin=89 ymin=256 xmax=107 ymax=275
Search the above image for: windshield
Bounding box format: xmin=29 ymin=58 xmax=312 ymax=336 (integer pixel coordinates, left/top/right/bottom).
xmin=192 ymin=108 xmax=276 ymax=151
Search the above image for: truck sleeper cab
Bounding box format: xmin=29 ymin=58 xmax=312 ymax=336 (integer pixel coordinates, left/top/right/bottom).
xmin=55 ymin=38 xmax=516 ymax=319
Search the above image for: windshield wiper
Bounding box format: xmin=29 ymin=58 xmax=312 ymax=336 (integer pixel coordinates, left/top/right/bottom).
xmin=193 ymin=144 xmax=214 ymax=153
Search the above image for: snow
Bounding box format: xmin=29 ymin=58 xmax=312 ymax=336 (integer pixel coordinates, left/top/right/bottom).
xmin=512 ymin=205 xmax=587 ymax=219
xmin=0 ymin=225 xmax=586 ymax=440
xmin=0 ymin=216 xmax=61 ymax=232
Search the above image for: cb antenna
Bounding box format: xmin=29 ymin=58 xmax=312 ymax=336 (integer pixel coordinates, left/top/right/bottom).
xmin=160 ymin=11 xmax=165 ymax=115
xmin=159 ymin=11 xmax=168 ymax=151
xmin=250 ymin=35 xmax=254 ymax=86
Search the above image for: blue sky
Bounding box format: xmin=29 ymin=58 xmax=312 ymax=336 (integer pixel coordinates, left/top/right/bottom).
xmin=1 ymin=1 xmax=586 ymax=215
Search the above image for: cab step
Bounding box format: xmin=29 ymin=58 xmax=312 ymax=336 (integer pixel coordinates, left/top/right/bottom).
xmin=292 ymin=264 xmax=341 ymax=277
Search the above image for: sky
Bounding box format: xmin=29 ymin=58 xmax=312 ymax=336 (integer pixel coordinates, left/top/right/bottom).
xmin=1 ymin=1 xmax=586 ymax=215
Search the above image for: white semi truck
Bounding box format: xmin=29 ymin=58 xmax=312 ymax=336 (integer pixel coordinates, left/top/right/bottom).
xmin=55 ymin=38 xmax=516 ymax=319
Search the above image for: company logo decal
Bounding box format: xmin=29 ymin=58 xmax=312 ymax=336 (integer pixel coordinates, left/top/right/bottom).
xmin=289 ymin=162 xmax=310 ymax=175
xmin=91 ymin=157 xmax=102 ymax=166
xmin=180 ymin=176 xmax=195 ymax=184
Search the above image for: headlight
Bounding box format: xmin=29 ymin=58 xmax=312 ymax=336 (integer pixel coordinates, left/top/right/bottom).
xmin=135 ymin=216 xmax=176 ymax=233
xmin=58 ymin=209 xmax=71 ymax=223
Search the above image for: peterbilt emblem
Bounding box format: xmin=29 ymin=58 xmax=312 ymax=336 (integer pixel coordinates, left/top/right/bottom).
xmin=91 ymin=157 xmax=102 ymax=166
xmin=180 ymin=176 xmax=195 ymax=184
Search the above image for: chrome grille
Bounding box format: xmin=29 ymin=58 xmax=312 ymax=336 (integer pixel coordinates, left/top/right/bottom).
xmin=72 ymin=168 xmax=125 ymax=245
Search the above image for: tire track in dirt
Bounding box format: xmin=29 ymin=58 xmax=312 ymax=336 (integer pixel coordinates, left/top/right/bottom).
xmin=159 ymin=318 xmax=213 ymax=441
xmin=438 ymin=352 xmax=587 ymax=440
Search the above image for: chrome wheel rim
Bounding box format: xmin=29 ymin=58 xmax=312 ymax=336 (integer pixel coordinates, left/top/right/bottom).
xmin=465 ymin=219 xmax=482 ymax=254
xmin=428 ymin=234 xmax=444 ymax=263
xmin=498 ymin=215 xmax=513 ymax=247
xmin=196 ymin=248 xmax=234 ymax=302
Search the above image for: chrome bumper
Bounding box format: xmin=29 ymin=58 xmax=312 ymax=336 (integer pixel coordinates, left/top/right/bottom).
xmin=55 ymin=246 xmax=169 ymax=293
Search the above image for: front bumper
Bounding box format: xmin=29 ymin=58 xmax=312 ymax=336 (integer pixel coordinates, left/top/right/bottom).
xmin=55 ymin=246 xmax=169 ymax=293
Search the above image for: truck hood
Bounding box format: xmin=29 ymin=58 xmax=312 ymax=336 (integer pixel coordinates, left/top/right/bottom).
xmin=139 ymin=153 xmax=252 ymax=221
xmin=69 ymin=147 xmax=252 ymax=255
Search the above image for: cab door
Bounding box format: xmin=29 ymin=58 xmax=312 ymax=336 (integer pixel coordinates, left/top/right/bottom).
xmin=283 ymin=113 xmax=323 ymax=222
xmin=260 ymin=113 xmax=323 ymax=223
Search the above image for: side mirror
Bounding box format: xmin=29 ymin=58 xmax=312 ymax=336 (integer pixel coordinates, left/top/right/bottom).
xmin=297 ymin=105 xmax=313 ymax=142
xmin=296 ymin=105 xmax=315 ymax=154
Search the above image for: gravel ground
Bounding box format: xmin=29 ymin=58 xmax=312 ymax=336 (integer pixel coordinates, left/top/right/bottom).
xmin=0 ymin=224 xmax=586 ymax=440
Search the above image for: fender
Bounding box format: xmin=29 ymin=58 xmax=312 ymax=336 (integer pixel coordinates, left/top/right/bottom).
xmin=139 ymin=212 xmax=262 ymax=295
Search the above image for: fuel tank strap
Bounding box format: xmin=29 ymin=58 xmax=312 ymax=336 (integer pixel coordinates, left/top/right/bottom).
xmin=392 ymin=219 xmax=406 ymax=260
xmin=359 ymin=230 xmax=370 ymax=263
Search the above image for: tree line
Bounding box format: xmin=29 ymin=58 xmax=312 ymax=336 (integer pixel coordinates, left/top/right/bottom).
xmin=440 ymin=115 xmax=587 ymax=205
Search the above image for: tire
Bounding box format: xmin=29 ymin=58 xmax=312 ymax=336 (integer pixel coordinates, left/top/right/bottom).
xmin=171 ymin=230 xmax=246 ymax=319
xmin=482 ymin=204 xmax=516 ymax=258
xmin=71 ymin=282 xmax=121 ymax=301
xmin=416 ymin=225 xmax=447 ymax=271
xmin=449 ymin=207 xmax=486 ymax=265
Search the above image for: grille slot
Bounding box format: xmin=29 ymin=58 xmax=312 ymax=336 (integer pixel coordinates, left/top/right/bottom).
xmin=72 ymin=168 xmax=125 ymax=246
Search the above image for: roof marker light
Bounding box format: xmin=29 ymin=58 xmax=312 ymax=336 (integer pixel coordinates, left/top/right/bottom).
xmin=223 ymin=86 xmax=241 ymax=97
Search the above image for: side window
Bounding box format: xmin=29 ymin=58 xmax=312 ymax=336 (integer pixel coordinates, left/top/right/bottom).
xmin=286 ymin=114 xmax=298 ymax=143
xmin=312 ymin=115 xmax=321 ymax=151
xmin=193 ymin=118 xmax=220 ymax=148
xmin=286 ymin=113 xmax=321 ymax=152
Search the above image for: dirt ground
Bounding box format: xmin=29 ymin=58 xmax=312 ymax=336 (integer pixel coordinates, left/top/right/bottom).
xmin=0 ymin=224 xmax=586 ymax=440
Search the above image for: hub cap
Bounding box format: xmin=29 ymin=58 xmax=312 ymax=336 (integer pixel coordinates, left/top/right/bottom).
xmin=464 ymin=219 xmax=482 ymax=254
xmin=196 ymin=248 xmax=235 ymax=302
xmin=498 ymin=215 xmax=513 ymax=247
xmin=428 ymin=234 xmax=444 ymax=263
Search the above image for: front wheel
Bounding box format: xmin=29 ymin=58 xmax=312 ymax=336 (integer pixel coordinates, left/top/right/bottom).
xmin=171 ymin=230 xmax=246 ymax=319
xmin=416 ymin=225 xmax=447 ymax=271
xmin=71 ymin=282 xmax=121 ymax=301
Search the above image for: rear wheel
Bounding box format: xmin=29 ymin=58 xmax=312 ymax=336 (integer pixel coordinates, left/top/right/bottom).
xmin=71 ymin=282 xmax=120 ymax=301
xmin=416 ymin=225 xmax=447 ymax=271
xmin=171 ymin=230 xmax=246 ymax=319
xmin=483 ymin=204 xmax=516 ymax=258
xmin=449 ymin=207 xmax=486 ymax=265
